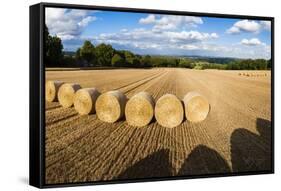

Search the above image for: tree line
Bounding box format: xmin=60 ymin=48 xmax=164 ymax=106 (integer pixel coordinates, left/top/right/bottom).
xmin=177 ymin=59 xmax=271 ymax=70
xmin=45 ymin=26 xmax=271 ymax=70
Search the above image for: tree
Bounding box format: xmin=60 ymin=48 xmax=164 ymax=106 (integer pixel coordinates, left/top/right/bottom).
xmin=95 ymin=43 xmax=115 ymax=66
xmin=111 ymin=54 xmax=125 ymax=67
xmin=45 ymin=24 xmax=49 ymax=42
xmin=267 ymin=59 xmax=272 ymax=69
xmin=75 ymin=48 xmax=81 ymax=60
xmin=132 ymin=57 xmax=141 ymax=67
xmin=141 ymin=55 xmax=152 ymax=68
xmin=123 ymin=50 xmax=136 ymax=67
xmin=179 ymin=59 xmax=193 ymax=68
xmin=80 ymin=40 xmax=96 ymax=64
xmin=45 ymin=25 xmax=63 ymax=66
xmin=255 ymin=59 xmax=267 ymax=70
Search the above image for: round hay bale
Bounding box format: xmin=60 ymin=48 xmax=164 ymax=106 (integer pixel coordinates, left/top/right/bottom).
xmin=183 ymin=92 xmax=210 ymax=123
xmin=45 ymin=80 xmax=64 ymax=102
xmin=96 ymin=90 xmax=127 ymax=123
xmin=125 ymin=92 xmax=155 ymax=127
xmin=58 ymin=83 xmax=81 ymax=108
xmin=155 ymin=94 xmax=184 ymax=128
xmin=74 ymin=88 xmax=101 ymax=115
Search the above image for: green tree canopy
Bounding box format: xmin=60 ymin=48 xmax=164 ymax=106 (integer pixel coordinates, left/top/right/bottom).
xmin=267 ymin=59 xmax=272 ymax=69
xmin=141 ymin=55 xmax=152 ymax=68
xmin=132 ymin=57 xmax=141 ymax=67
xmin=45 ymin=25 xmax=63 ymax=66
xmin=75 ymin=48 xmax=81 ymax=60
xmin=123 ymin=50 xmax=136 ymax=67
xmin=95 ymin=43 xmax=115 ymax=66
xmin=80 ymin=40 xmax=96 ymax=64
xmin=178 ymin=59 xmax=194 ymax=68
xmin=111 ymin=54 xmax=125 ymax=67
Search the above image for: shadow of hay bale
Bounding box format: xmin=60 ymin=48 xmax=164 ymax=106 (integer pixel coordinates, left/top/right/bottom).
xmin=116 ymin=149 xmax=172 ymax=180
xmin=178 ymin=145 xmax=231 ymax=176
xmin=107 ymin=117 xmax=272 ymax=181
xmin=230 ymin=118 xmax=272 ymax=172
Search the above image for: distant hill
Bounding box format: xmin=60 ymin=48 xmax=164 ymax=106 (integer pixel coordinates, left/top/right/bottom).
xmin=148 ymin=54 xmax=242 ymax=64
xmin=181 ymin=56 xmax=241 ymax=64
xmin=63 ymin=51 xmax=76 ymax=57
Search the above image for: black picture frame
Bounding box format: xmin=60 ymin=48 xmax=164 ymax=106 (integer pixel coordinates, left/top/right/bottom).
xmin=30 ymin=2 xmax=275 ymax=188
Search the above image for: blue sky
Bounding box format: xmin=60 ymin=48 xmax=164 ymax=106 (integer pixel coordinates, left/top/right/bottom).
xmin=46 ymin=8 xmax=271 ymax=59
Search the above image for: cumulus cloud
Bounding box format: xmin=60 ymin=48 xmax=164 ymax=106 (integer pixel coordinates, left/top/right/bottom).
xmin=260 ymin=20 xmax=271 ymax=31
xmin=139 ymin=14 xmax=203 ymax=31
xmin=87 ymin=27 xmax=270 ymax=59
xmin=227 ymin=20 xmax=261 ymax=34
xmin=46 ymin=8 xmax=96 ymax=40
xmin=227 ymin=19 xmax=272 ymax=34
xmin=46 ymin=8 xmax=270 ymax=59
xmin=240 ymin=38 xmax=265 ymax=46
xmin=165 ymin=31 xmax=218 ymax=43
xmin=177 ymin=43 xmax=233 ymax=52
xmin=139 ymin=14 xmax=156 ymax=24
xmin=87 ymin=28 xmax=218 ymax=50
xmin=78 ymin=16 xmax=96 ymax=27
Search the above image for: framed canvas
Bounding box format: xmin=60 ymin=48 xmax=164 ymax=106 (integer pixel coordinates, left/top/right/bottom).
xmin=29 ymin=2 xmax=274 ymax=188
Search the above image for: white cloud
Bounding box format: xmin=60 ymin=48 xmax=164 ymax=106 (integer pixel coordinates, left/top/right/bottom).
xmin=88 ymin=28 xmax=218 ymax=49
xmin=139 ymin=14 xmax=203 ymax=31
xmin=46 ymin=8 xmax=96 ymax=40
xmin=177 ymin=44 xmax=227 ymax=52
xmin=120 ymin=28 xmax=128 ymax=32
xmin=82 ymin=26 xmax=270 ymax=59
xmin=240 ymin=38 xmax=265 ymax=46
xmin=47 ymin=9 xmax=270 ymax=59
xmin=227 ymin=26 xmax=241 ymax=34
xmin=194 ymin=42 xmax=270 ymax=59
xmin=260 ymin=21 xmax=271 ymax=31
xmin=78 ymin=16 xmax=96 ymax=27
xmin=139 ymin=14 xmax=156 ymax=24
xmin=227 ymin=19 xmax=261 ymax=34
xmin=165 ymin=31 xmax=218 ymax=43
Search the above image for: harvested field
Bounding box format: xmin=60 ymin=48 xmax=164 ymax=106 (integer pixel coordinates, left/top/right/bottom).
xmin=45 ymin=68 xmax=272 ymax=184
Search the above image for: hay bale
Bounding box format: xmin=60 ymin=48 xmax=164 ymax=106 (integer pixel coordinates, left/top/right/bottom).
xmin=58 ymin=83 xmax=81 ymax=108
xmin=45 ymin=80 xmax=64 ymax=102
xmin=96 ymin=90 xmax=127 ymax=123
xmin=183 ymin=92 xmax=210 ymax=123
xmin=125 ymin=92 xmax=155 ymax=127
xmin=74 ymin=88 xmax=100 ymax=115
xmin=155 ymin=94 xmax=184 ymax=128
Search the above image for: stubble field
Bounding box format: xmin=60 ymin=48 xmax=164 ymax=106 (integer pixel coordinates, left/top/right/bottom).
xmin=45 ymin=68 xmax=272 ymax=184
